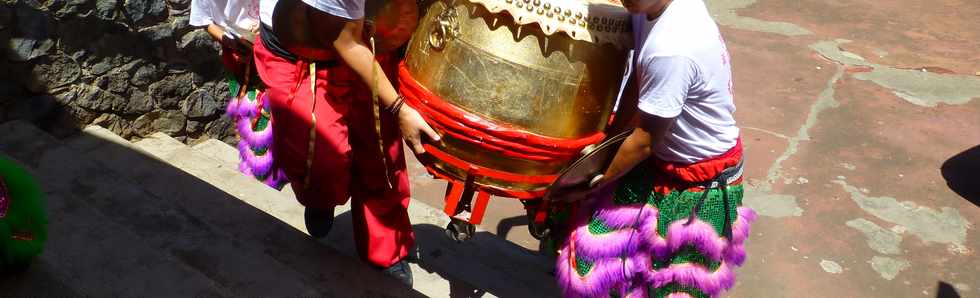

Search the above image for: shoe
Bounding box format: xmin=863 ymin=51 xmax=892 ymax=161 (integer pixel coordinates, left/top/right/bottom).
xmin=304 ymin=207 xmax=334 ymax=239
xmin=381 ymin=259 xmax=413 ymax=287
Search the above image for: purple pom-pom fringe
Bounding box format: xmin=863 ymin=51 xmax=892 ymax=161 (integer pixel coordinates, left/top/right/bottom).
xmin=237 ymin=116 xmax=274 ymax=149
xmin=559 ymin=197 xmax=757 ymax=297
xmin=238 ymin=141 xmax=274 ymax=177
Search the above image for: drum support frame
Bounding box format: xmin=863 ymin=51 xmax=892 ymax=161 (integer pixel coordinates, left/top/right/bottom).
xmin=423 ymin=143 xmax=555 ymax=242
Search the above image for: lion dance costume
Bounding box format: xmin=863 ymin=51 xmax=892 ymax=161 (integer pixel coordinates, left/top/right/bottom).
xmin=222 ymin=42 xmax=289 ymax=190
xmin=556 ymin=141 xmax=755 ymax=297
xmin=0 ymin=156 xmax=47 ymax=271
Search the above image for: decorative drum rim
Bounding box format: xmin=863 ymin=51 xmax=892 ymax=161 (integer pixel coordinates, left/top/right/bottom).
xmin=466 ymin=0 xmax=632 ymax=47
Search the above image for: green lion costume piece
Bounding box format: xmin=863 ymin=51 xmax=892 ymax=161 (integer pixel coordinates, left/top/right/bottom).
xmin=0 ymin=156 xmax=47 ymax=271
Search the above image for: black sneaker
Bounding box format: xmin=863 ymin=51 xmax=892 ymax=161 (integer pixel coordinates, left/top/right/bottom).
xmin=304 ymin=207 xmax=334 ymax=239
xmin=381 ymin=259 xmax=413 ymax=287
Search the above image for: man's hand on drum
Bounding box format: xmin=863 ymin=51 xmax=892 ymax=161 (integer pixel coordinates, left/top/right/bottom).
xmin=398 ymin=106 xmax=441 ymax=155
xmin=330 ymin=16 xmax=441 ymax=155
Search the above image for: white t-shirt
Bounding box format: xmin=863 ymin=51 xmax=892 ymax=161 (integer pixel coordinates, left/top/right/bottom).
xmin=632 ymin=0 xmax=739 ymax=164
xmin=190 ymin=0 xmax=261 ymax=41
xmin=302 ymin=0 xmax=364 ymax=20
xmin=259 ymin=0 xmax=364 ymax=28
xmin=260 ymin=0 xmax=276 ymax=26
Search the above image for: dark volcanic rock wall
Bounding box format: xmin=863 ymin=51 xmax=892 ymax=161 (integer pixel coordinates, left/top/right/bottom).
xmin=0 ymin=0 xmax=235 ymax=144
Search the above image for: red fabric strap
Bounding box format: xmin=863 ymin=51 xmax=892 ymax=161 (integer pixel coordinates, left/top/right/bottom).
xmin=655 ymin=138 xmax=744 ymax=184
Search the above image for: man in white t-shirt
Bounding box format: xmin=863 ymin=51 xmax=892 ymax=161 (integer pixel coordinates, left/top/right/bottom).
xmin=554 ymin=1 xmax=755 ymax=297
xmin=252 ymin=0 xmax=438 ymax=287
xmin=190 ymin=0 xmax=261 ymax=57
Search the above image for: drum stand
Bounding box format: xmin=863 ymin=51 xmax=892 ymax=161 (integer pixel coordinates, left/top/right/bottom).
xmin=439 ymin=172 xmax=554 ymax=242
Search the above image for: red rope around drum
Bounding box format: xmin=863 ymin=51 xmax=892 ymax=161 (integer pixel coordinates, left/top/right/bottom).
xmin=398 ymin=62 xmax=605 ymax=162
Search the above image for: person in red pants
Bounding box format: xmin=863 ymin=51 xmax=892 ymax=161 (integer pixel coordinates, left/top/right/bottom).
xmin=254 ymin=0 xmax=438 ymax=286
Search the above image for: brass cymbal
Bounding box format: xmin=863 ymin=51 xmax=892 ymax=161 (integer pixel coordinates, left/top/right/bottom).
xmin=544 ymin=129 xmax=631 ymax=203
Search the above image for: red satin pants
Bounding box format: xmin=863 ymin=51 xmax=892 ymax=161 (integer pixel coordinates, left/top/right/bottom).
xmin=253 ymin=39 xmax=413 ymax=268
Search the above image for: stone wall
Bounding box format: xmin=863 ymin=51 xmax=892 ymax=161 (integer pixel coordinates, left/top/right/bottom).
xmin=0 ymin=0 xmax=235 ymax=144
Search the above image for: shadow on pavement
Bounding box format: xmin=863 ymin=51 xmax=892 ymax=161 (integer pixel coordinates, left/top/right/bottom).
xmin=494 ymin=215 xmax=528 ymax=243
xmin=330 ymin=209 xmax=560 ymax=298
xmin=941 ymin=145 xmax=980 ymax=207
xmin=936 ymin=281 xmax=961 ymax=298
xmin=0 ymin=125 xmax=422 ymax=297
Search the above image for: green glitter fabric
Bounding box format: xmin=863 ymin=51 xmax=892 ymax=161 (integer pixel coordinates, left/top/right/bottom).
xmin=588 ymin=216 xmax=614 ymax=235
xmin=227 ymin=70 xmax=266 ymax=95
xmin=575 ymin=255 xmax=595 ymax=277
xmin=652 ymin=284 xmax=710 ymax=298
xmin=254 ymin=112 xmax=271 ymax=132
xmin=613 ymin=165 xmax=743 ymax=238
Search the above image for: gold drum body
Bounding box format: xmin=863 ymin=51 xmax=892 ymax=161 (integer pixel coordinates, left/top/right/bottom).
xmin=405 ymin=0 xmax=629 ymax=193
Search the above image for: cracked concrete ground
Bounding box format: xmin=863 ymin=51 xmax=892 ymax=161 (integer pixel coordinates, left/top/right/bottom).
xmin=718 ymin=0 xmax=979 ymax=296
xmin=410 ymin=0 xmax=979 ymax=296
xmin=205 ymin=1 xmax=972 ymax=295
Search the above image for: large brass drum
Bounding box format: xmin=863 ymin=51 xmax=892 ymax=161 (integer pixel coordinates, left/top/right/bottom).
xmin=404 ymin=0 xmax=632 ymax=194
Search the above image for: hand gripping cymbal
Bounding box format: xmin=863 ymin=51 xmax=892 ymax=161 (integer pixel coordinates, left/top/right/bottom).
xmin=544 ymin=130 xmax=632 ymax=203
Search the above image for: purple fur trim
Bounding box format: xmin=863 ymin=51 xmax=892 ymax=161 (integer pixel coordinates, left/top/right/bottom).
xmin=731 ymin=207 xmax=757 ymax=244
xmin=556 ymin=249 xmax=648 ymax=298
xmin=593 ymin=199 xmax=656 ymax=229
xmin=644 ymin=262 xmax=735 ymax=297
xmin=637 ymin=209 xmax=670 ymax=258
xmin=263 ymin=168 xmax=289 ymax=190
xmin=665 ymin=219 xmax=726 ymax=262
xmin=240 ymin=151 xmax=287 ymax=190
xmin=723 ymin=243 xmax=746 ymax=266
xmin=236 ymin=116 xmax=274 ymax=149
xmin=722 ymin=207 xmax=756 ymax=266
xmin=238 ymin=140 xmax=249 ymax=162
xmin=238 ymin=141 xmax=274 ymax=177
xmin=555 ymin=246 xmax=591 ymax=298
xmin=622 ymin=284 xmax=649 ymax=298
xmin=262 ymin=93 xmax=272 ymax=110
xmin=248 ymin=151 xmax=274 ymax=177
xmin=568 ymin=195 xmax=659 ymax=259
xmin=238 ymin=95 xmax=259 ymax=119
xmin=624 ymin=253 xmax=651 ymax=281
xmin=613 ymin=281 xmax=649 ymax=298
xmin=644 ymin=207 xmax=756 ymax=263
xmin=225 ymin=96 xmax=243 ymax=118
xmin=572 ymin=224 xmax=642 ymax=259
xmin=239 ymin=160 xmax=252 ymax=176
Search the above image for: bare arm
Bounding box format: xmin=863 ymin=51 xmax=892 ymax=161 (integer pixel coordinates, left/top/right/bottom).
xmin=331 ymin=19 xmax=440 ymax=153
xmin=597 ymin=113 xmax=675 ymax=186
xmin=205 ymin=23 xmax=225 ymax=42
xmin=204 ymin=23 xmax=254 ymax=51
xmin=332 ymin=20 xmax=399 ymax=108
xmin=551 ymin=113 xmax=674 ymax=202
